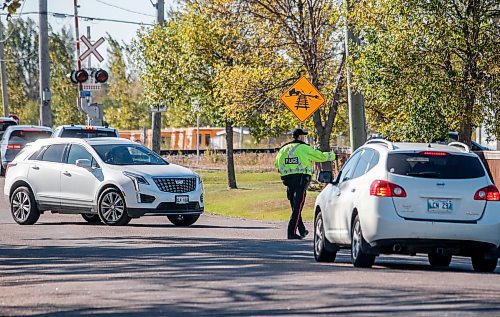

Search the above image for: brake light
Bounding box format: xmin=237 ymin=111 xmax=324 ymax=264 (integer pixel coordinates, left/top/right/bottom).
xmin=370 ymin=180 xmax=407 ymax=197
xmin=474 ymin=185 xmax=500 ymax=201
xmin=7 ymin=144 xmax=22 ymax=149
xmin=420 ymin=151 xmax=448 ymax=156
xmin=85 ymin=126 xmax=96 ymax=131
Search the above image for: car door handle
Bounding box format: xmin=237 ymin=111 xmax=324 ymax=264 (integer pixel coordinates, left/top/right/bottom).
xmin=351 ymin=188 xmax=356 ymax=193
xmin=31 ymin=166 xmax=39 ymax=170
xmin=62 ymin=171 xmax=71 ymax=176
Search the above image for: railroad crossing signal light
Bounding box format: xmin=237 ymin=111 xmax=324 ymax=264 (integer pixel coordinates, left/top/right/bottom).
xmin=70 ymin=70 xmax=89 ymax=84
xmin=69 ymin=68 xmax=108 ymax=84
xmin=93 ymin=69 xmax=108 ymax=83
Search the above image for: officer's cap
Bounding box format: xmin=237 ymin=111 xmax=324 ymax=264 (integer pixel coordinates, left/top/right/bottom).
xmin=293 ymin=128 xmax=308 ymax=138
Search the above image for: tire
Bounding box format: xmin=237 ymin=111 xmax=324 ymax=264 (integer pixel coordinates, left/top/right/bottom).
xmin=167 ymin=214 xmax=200 ymax=226
xmin=471 ymin=254 xmax=498 ymax=273
xmin=81 ymin=213 xmax=101 ymax=224
xmin=97 ymin=188 xmax=131 ymax=226
xmin=351 ymin=214 xmax=375 ymax=268
xmin=10 ymin=186 xmax=40 ymax=225
xmin=314 ymin=211 xmax=337 ymax=262
xmin=428 ymin=254 xmax=452 ymax=267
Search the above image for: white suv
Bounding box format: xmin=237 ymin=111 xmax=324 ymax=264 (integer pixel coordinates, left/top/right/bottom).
xmin=4 ymin=138 xmax=204 ymax=226
xmin=314 ymin=140 xmax=499 ymax=272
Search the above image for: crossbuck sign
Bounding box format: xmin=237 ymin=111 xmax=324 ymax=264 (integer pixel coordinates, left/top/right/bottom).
xmin=79 ymin=35 xmax=105 ymax=63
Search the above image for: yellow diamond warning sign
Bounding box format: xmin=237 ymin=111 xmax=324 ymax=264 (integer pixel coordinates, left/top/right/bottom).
xmin=280 ymin=76 xmax=325 ymax=122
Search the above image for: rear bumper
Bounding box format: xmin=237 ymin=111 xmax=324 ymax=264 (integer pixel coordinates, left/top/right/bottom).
xmin=369 ymin=238 xmax=498 ymax=257
xmin=361 ymin=200 xmax=500 ymax=248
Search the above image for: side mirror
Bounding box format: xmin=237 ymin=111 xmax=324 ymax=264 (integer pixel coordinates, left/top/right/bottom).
xmin=317 ymin=171 xmax=333 ymax=184
xmin=76 ymin=159 xmax=92 ymax=169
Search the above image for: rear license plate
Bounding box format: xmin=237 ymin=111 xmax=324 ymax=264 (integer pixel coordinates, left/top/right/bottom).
xmin=175 ymin=195 xmax=189 ymax=204
xmin=427 ymin=199 xmax=453 ymax=212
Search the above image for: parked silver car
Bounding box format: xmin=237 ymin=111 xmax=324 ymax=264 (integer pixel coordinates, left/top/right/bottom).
xmin=0 ymin=125 xmax=52 ymax=175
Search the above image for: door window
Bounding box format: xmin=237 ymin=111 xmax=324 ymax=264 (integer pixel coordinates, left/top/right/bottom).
xmin=351 ymin=149 xmax=375 ymax=179
xmin=40 ymin=144 xmax=66 ymax=163
xmin=67 ymin=144 xmax=94 ymax=165
xmin=338 ymin=150 xmax=362 ymax=183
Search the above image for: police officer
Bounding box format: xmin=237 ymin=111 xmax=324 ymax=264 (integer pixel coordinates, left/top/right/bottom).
xmin=275 ymin=128 xmax=336 ymax=239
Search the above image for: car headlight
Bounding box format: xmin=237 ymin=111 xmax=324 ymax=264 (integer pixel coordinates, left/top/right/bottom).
xmin=123 ymin=171 xmax=149 ymax=191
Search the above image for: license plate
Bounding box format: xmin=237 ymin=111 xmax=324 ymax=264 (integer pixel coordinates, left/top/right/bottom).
xmin=175 ymin=195 xmax=189 ymax=204
xmin=428 ymin=199 xmax=453 ymax=212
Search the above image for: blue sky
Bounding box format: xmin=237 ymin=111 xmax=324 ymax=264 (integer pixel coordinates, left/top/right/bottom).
xmin=10 ymin=0 xmax=176 ymax=66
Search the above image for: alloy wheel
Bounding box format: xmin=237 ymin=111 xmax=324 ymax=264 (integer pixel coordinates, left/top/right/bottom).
xmin=352 ymin=220 xmax=361 ymax=260
xmin=315 ymin=216 xmax=324 ymax=256
xmin=100 ymin=191 xmax=125 ymax=223
xmin=12 ymin=191 xmax=30 ymax=222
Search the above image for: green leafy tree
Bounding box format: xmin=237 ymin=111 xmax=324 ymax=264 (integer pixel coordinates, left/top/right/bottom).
xmin=49 ymin=26 xmax=85 ymax=126
xmin=352 ymin=0 xmax=499 ymax=144
xmin=104 ymin=36 xmax=148 ymax=130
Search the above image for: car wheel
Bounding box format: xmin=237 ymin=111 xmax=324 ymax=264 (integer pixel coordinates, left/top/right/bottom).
xmin=428 ymin=254 xmax=452 ymax=267
xmin=167 ymin=214 xmax=199 ymax=226
xmin=471 ymin=254 xmax=498 ymax=273
xmin=314 ymin=211 xmax=337 ymax=262
xmin=81 ymin=213 xmax=101 ymax=224
xmin=10 ymin=186 xmax=40 ymax=225
xmin=351 ymin=214 xmax=375 ymax=268
xmin=97 ymin=188 xmax=131 ymax=226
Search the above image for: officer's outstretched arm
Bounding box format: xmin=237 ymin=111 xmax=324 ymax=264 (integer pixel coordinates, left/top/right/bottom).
xmin=305 ymin=146 xmax=336 ymax=163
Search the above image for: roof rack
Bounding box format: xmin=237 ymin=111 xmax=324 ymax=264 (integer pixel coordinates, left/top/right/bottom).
xmin=448 ymin=142 xmax=470 ymax=153
xmin=365 ymin=139 xmax=395 ymax=150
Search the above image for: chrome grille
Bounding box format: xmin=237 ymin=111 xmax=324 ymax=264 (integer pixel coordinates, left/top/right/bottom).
xmin=153 ymin=177 xmax=196 ymax=193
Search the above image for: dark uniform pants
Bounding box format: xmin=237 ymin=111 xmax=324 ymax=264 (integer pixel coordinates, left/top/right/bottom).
xmin=281 ymin=174 xmax=311 ymax=237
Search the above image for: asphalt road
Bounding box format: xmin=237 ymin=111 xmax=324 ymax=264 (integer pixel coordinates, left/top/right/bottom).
xmin=0 ymin=178 xmax=499 ymax=316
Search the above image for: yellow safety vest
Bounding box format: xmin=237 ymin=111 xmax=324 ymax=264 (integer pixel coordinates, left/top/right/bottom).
xmin=274 ymin=141 xmax=336 ymax=176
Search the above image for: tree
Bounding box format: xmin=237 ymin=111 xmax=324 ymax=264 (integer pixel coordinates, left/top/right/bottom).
xmin=351 ymin=0 xmax=499 ymax=145
xmin=242 ymin=0 xmax=346 ymax=167
xmin=104 ymin=37 xmax=148 ymax=130
xmin=49 ymin=26 xmax=86 ymax=126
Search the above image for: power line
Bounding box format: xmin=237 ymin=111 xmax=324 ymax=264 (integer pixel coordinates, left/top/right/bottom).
xmin=1 ymin=11 xmax=155 ymax=26
xmin=95 ymin=0 xmax=155 ymax=17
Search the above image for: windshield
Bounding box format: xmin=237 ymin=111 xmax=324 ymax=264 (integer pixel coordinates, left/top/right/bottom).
xmin=9 ymin=130 xmax=52 ymax=144
xmin=61 ymin=129 xmax=118 ymax=138
xmin=92 ymin=144 xmax=168 ymax=166
xmin=387 ymin=152 xmax=485 ymax=179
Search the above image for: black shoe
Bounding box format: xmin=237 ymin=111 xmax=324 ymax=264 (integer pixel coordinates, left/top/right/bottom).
xmin=287 ymin=234 xmax=303 ymax=240
xmin=299 ymin=230 xmax=309 ymax=238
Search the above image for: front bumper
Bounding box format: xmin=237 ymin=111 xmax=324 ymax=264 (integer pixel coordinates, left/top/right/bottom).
xmin=128 ymin=202 xmax=204 ymax=217
xmin=122 ymin=180 xmax=204 ymax=218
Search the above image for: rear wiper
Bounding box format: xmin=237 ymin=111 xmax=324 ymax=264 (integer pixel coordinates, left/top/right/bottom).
xmin=405 ymin=172 xmax=440 ymax=178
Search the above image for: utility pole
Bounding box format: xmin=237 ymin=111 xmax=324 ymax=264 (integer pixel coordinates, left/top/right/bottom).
xmin=152 ymin=0 xmax=164 ymax=154
xmin=0 ymin=17 xmax=9 ymax=116
xmin=345 ymin=0 xmax=366 ymax=151
xmin=39 ymin=0 xmax=52 ymax=126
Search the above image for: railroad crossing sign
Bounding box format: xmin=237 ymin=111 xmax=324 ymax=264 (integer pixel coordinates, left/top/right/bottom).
xmin=79 ymin=35 xmax=105 ymax=63
xmin=280 ymin=76 xmax=325 ymax=122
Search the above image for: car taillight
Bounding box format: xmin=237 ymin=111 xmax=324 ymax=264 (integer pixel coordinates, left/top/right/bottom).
xmin=7 ymin=144 xmax=22 ymax=149
xmin=370 ymin=180 xmax=407 ymax=197
xmin=474 ymin=185 xmax=500 ymax=201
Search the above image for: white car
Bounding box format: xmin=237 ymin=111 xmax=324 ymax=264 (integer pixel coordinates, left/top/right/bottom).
xmin=4 ymin=138 xmax=204 ymax=226
xmin=314 ymin=140 xmax=500 ymax=272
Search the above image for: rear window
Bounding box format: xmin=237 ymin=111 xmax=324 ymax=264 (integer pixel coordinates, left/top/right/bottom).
xmin=0 ymin=120 xmax=17 ymax=138
xmin=387 ymin=152 xmax=485 ymax=179
xmin=9 ymin=130 xmax=52 ymax=143
xmin=61 ymin=129 xmax=118 ymax=138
